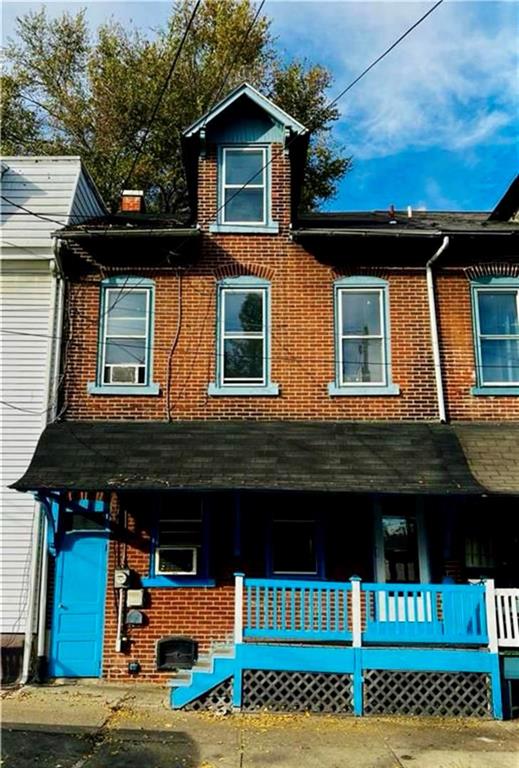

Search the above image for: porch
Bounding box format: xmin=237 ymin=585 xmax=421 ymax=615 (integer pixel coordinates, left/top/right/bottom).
xmin=170 ymin=575 xmax=519 ymax=718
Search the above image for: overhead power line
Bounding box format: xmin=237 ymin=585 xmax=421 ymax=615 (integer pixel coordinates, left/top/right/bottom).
xmin=122 ymin=0 xmax=202 ymax=190
xmin=209 ymin=0 xmax=266 ymax=108
xmin=211 ymin=0 xmax=446 ymax=221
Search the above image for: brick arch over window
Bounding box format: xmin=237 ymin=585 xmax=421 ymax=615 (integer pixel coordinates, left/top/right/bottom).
xmin=213 ymin=264 xmax=276 ymax=282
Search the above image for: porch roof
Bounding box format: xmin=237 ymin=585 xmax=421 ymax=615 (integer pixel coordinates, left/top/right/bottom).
xmin=11 ymin=421 xmax=519 ymax=496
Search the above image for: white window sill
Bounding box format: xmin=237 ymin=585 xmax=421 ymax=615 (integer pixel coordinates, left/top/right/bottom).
xmin=87 ymin=382 xmax=160 ymax=396
xmin=328 ymin=382 xmax=400 ymax=397
xmin=209 ymin=222 xmax=279 ymax=235
xmin=208 ymin=382 xmax=280 ymax=396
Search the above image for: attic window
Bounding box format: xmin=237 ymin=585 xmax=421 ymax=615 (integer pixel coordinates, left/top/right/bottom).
xmin=222 ymin=147 xmax=266 ymax=225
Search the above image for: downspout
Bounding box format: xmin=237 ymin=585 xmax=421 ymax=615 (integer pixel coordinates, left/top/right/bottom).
xmin=20 ymin=245 xmax=64 ymax=684
xmin=426 ymin=236 xmax=449 ymax=423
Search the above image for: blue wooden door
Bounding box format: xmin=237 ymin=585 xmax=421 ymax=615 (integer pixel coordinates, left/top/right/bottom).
xmin=49 ymin=515 xmax=108 ymax=677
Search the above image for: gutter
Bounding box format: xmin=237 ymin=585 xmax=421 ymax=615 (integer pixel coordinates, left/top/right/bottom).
xmin=51 ymin=228 xmax=200 ymax=240
xmin=426 ymin=236 xmax=450 ymax=423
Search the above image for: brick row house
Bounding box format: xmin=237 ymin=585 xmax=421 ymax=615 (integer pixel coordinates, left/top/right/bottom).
xmin=13 ymin=85 xmax=519 ymax=717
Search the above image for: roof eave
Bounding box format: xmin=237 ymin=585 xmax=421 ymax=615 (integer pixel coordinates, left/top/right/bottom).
xmin=183 ymin=82 xmax=308 ymax=139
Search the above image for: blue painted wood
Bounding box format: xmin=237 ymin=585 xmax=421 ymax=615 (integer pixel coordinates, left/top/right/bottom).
xmin=171 ymin=656 xmax=235 ymax=709
xmin=353 ymin=648 xmax=363 ymax=716
xmin=49 ymin=530 xmax=108 ymax=677
xmin=243 ymin=578 xmax=353 ymax=643
xmin=503 ymin=656 xmax=519 ymax=680
xmin=489 ymin=653 xmax=504 ymax=719
xmin=362 ymin=583 xmax=487 ymax=645
xmin=238 ymin=643 xmax=356 ymax=674
xmin=361 ymin=648 xmax=495 ymax=673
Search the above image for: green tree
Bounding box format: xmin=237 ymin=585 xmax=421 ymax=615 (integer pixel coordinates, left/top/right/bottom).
xmin=1 ymin=0 xmax=351 ymax=214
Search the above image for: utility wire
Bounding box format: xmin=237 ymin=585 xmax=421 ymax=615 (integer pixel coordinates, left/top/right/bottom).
xmin=121 ymin=0 xmax=202 ymax=190
xmin=207 ymin=0 xmax=446 ymax=222
xmin=209 ymin=0 xmax=266 ymax=108
xmin=326 ymin=0 xmax=445 ymax=113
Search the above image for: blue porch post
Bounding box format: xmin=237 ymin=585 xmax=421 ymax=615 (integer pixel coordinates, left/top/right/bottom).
xmin=490 ymin=653 xmax=504 ymax=720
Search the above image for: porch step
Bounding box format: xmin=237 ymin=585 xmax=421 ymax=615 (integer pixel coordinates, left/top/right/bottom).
xmin=169 ymin=650 xmax=236 ymax=709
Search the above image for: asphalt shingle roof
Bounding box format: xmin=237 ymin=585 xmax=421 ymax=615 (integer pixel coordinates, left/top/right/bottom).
xmin=12 ymin=421 xmax=518 ymax=496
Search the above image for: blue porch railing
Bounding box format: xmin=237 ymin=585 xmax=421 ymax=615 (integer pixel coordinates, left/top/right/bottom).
xmin=362 ymin=582 xmax=487 ymax=645
xmin=243 ymin=578 xmax=353 ymax=642
xmin=239 ymin=576 xmax=489 ymax=647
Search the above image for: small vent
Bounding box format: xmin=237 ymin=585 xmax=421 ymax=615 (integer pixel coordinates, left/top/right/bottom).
xmin=156 ymin=636 xmax=198 ymax=671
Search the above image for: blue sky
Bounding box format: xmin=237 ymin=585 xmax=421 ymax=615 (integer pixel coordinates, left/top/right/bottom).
xmin=3 ymin=0 xmax=518 ymax=211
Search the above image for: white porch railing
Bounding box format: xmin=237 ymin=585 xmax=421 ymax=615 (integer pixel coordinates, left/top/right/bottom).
xmin=495 ymin=588 xmax=519 ymax=648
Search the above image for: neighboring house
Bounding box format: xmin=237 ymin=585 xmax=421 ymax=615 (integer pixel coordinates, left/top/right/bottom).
xmin=12 ymin=86 xmax=519 ymax=717
xmin=1 ymin=157 xmax=105 ymax=682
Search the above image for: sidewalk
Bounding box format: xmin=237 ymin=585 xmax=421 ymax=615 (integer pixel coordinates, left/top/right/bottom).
xmin=2 ymin=680 xmax=518 ymax=768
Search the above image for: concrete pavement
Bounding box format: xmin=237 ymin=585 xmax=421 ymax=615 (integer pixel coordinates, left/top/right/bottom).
xmin=1 ymin=680 xmax=518 ymax=767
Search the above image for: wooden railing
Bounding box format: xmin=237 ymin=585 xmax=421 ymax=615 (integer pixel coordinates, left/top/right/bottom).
xmin=241 ymin=577 xmax=353 ymax=642
xmin=362 ymin=582 xmax=487 ymax=645
xmin=495 ymin=588 xmax=519 ymax=648
xmin=234 ymin=575 xmax=494 ymax=648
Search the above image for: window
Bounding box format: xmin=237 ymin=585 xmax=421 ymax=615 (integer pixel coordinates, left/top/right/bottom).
xmin=267 ymin=513 xmax=325 ymax=578
xmin=381 ymin=515 xmax=419 ymax=583
xmin=156 ymin=503 xmax=203 ymax=576
xmin=143 ymin=496 xmax=214 ymax=587
xmin=328 ymin=277 xmax=399 ymax=396
xmin=223 ymin=147 xmax=266 ymax=225
xmin=208 ymin=276 xmax=279 ymax=396
xmin=88 ymin=277 xmax=159 ymax=395
xmin=472 ymin=279 xmax=519 ymax=393
xmin=210 ymin=146 xmax=278 ymax=234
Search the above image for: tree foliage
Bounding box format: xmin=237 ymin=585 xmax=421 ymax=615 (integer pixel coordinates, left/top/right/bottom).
xmin=2 ymin=0 xmax=351 ymax=214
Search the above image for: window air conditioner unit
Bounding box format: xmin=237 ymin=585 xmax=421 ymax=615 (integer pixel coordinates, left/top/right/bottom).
xmin=156 ymin=546 xmax=198 ymax=576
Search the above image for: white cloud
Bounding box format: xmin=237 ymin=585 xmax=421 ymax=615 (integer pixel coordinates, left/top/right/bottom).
xmin=270 ymin=1 xmax=518 ymax=160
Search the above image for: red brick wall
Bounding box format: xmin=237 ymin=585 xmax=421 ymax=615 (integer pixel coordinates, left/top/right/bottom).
xmin=437 ymin=272 xmax=519 ymax=420
xmin=102 ymin=495 xmax=235 ymax=682
xmin=62 ymin=142 xmax=518 ymax=424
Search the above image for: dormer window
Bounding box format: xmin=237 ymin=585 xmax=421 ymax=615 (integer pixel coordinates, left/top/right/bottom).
xmin=222 ymin=147 xmax=266 ymax=225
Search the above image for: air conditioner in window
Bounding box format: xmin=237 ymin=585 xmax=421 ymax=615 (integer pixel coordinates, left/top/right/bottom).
xmin=156 ymin=546 xmax=198 ymax=576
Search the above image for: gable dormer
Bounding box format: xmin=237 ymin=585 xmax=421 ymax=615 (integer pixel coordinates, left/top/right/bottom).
xmin=182 ymin=83 xmax=308 ymax=233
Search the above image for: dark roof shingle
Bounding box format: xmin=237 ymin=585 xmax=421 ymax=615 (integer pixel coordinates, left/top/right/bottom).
xmin=12 ymin=420 xmax=516 ymax=496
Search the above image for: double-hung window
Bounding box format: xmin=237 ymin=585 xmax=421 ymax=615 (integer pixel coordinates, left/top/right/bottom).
xmin=472 ymin=279 xmax=519 ymax=393
xmin=209 ymin=276 xmax=279 ymax=396
xmin=222 ymin=147 xmax=266 ymax=225
xmin=329 ymin=277 xmax=399 ymax=396
xmin=88 ymin=276 xmax=159 ymax=395
xmin=210 ymin=146 xmax=278 ymax=234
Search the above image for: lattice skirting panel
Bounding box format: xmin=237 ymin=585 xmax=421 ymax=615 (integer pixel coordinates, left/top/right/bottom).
xmin=363 ymin=670 xmax=492 ymax=717
xmin=183 ymin=677 xmax=233 ymax=714
xmin=242 ymin=669 xmax=354 ymax=714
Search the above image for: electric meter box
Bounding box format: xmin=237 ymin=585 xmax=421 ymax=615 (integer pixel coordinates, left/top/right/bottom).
xmin=113 ymin=568 xmax=131 ymax=588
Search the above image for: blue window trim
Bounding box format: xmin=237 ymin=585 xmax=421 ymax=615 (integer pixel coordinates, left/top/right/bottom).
xmin=470 ymin=276 xmax=519 ymax=396
xmin=209 ymin=275 xmax=279 ymax=397
xmin=88 ymin=275 xmax=160 ymax=396
xmin=266 ymin=514 xmax=326 ymax=580
xmin=209 ymin=145 xmax=279 ymax=235
xmin=328 ymin=276 xmax=400 ymax=397
xmin=142 ymin=496 xmax=214 ymax=588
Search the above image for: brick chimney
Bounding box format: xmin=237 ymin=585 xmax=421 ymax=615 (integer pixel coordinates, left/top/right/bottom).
xmin=120 ymin=190 xmax=145 ymax=213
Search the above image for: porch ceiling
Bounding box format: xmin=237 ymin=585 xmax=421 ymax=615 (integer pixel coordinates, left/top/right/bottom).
xmin=11 ymin=420 xmax=518 ymax=496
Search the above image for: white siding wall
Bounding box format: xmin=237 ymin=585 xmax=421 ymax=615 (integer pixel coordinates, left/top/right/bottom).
xmin=0 ymin=157 xmax=105 ymax=640
xmin=0 ymin=261 xmax=53 ymax=633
